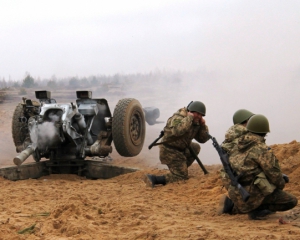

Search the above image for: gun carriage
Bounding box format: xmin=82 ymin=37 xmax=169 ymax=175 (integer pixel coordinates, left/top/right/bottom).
xmin=3 ymin=90 xmax=146 ymax=180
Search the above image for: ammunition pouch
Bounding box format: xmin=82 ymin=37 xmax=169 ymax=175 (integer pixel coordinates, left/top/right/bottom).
xmin=254 ymin=172 xmax=276 ymax=196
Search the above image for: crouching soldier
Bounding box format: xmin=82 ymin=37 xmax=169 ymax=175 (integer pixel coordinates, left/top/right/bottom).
xmin=144 ymin=101 xmax=209 ymax=187
xmin=219 ymin=114 xmax=298 ymax=220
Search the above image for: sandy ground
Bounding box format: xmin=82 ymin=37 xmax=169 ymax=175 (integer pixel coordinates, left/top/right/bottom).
xmin=0 ymin=92 xmax=300 ymax=240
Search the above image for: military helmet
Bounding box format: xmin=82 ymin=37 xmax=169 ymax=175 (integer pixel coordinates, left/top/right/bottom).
xmin=187 ymin=101 xmax=206 ymax=116
xmin=246 ymin=114 xmax=270 ymax=133
xmin=233 ymin=109 xmax=254 ymax=124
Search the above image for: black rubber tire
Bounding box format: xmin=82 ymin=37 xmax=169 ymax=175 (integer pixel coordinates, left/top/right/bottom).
xmin=11 ymin=103 xmax=28 ymax=153
xmin=112 ymin=98 xmax=146 ymax=157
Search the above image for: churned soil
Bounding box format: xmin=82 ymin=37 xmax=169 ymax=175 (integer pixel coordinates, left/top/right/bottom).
xmin=0 ymin=94 xmax=300 ymax=240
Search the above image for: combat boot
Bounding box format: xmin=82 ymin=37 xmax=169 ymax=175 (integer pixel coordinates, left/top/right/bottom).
xmin=248 ymin=209 xmax=274 ymax=220
xmin=217 ymin=195 xmax=234 ymax=215
xmin=143 ymin=174 xmax=166 ymax=188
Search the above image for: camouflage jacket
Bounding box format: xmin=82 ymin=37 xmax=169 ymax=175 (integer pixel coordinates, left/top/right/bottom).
xmin=221 ymin=124 xmax=248 ymax=154
xmin=227 ymin=132 xmax=285 ymax=212
xmin=161 ymin=107 xmax=209 ymax=150
xmin=229 ymin=132 xmax=285 ymax=189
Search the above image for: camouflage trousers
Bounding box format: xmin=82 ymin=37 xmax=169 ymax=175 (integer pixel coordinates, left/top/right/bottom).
xmin=229 ymin=184 xmax=298 ymax=213
xmin=257 ymin=189 xmax=298 ymax=212
xmin=159 ymin=142 xmax=200 ymax=183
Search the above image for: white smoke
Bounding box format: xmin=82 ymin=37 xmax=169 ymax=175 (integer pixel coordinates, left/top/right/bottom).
xmin=30 ymin=121 xmax=59 ymax=151
xmin=48 ymin=111 xmax=62 ymax=122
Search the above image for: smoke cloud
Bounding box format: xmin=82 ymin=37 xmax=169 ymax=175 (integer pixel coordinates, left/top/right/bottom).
xmin=30 ymin=121 xmax=59 ymax=151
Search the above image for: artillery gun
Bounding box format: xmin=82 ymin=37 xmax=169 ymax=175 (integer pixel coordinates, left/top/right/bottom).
xmin=5 ymin=90 xmax=146 ymax=180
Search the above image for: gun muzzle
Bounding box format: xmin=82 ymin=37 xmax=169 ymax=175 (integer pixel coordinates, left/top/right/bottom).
xmin=13 ymin=147 xmax=34 ymax=166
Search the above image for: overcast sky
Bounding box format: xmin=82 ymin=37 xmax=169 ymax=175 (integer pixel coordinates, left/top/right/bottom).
xmin=1 ymin=0 xmax=299 ymax=80
xmin=1 ymin=0 xmax=300 ymax=164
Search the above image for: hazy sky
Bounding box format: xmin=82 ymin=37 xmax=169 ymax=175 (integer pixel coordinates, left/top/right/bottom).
xmin=1 ymin=0 xmax=299 ymax=80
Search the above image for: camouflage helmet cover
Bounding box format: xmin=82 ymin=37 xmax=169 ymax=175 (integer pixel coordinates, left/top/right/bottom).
xmin=187 ymin=101 xmax=206 ymax=116
xmin=246 ymin=114 xmax=270 ymax=133
xmin=233 ymin=109 xmax=254 ymax=124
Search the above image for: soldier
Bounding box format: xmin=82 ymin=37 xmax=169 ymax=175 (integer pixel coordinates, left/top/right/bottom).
xmin=219 ymin=114 xmax=298 ymax=220
xmin=220 ymin=109 xmax=254 ymax=190
xmin=144 ymin=101 xmax=209 ymax=187
xmin=221 ymin=109 xmax=254 ymax=154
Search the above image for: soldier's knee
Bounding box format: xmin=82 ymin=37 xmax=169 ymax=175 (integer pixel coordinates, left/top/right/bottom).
xmin=285 ymin=195 xmax=298 ymax=210
xmin=292 ymin=196 xmax=298 ymax=208
xmin=191 ymin=142 xmax=200 ymax=154
xmin=195 ymin=144 xmax=200 ymax=154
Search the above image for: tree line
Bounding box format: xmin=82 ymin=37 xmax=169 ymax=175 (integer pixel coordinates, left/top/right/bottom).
xmin=0 ymin=71 xmax=186 ymax=90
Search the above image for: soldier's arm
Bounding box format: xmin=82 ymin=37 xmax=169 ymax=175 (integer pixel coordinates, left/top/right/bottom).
xmin=256 ymin=149 xmax=285 ymax=189
xmin=194 ymin=124 xmax=209 ymax=143
xmin=170 ymin=115 xmax=193 ymax=136
xmin=224 ymin=126 xmax=236 ymax=143
xmin=224 ymin=125 xmax=248 ymax=143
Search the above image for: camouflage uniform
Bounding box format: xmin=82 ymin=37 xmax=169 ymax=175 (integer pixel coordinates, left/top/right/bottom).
xmin=221 ymin=124 xmax=248 ymax=154
xmin=159 ymin=107 xmax=209 ymax=183
xmin=220 ymin=124 xmax=248 ymax=189
xmin=227 ymin=132 xmax=297 ymax=213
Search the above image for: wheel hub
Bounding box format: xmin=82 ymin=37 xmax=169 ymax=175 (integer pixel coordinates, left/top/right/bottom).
xmin=130 ymin=111 xmax=142 ymax=145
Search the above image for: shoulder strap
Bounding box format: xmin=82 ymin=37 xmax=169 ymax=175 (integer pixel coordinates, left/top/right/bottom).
xmin=153 ymin=135 xmax=185 ymax=146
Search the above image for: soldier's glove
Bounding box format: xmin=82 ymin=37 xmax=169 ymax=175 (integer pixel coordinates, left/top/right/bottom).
xmin=282 ymin=174 xmax=289 ymax=183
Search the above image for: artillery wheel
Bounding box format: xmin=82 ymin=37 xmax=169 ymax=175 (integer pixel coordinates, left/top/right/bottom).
xmin=11 ymin=103 xmax=28 ymax=153
xmin=11 ymin=101 xmax=40 ymax=154
xmin=112 ymin=98 xmax=146 ymax=157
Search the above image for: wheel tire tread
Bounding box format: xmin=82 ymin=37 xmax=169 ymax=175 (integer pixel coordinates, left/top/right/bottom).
xmin=112 ymin=98 xmax=145 ymax=157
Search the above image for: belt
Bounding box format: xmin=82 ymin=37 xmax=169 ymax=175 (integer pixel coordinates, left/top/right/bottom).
xmin=163 ymin=144 xmax=185 ymax=153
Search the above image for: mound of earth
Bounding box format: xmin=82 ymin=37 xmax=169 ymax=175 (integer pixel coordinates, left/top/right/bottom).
xmin=0 ymin=140 xmax=299 ymax=239
xmin=0 ymin=96 xmax=300 ymax=239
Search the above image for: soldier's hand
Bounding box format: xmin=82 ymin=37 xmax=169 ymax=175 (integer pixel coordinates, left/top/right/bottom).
xmin=282 ymin=174 xmax=289 ymax=183
xmin=200 ymin=118 xmax=205 ymax=125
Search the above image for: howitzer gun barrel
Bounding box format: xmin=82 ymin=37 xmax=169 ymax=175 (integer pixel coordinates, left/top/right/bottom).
xmin=13 ymin=147 xmax=34 ymax=166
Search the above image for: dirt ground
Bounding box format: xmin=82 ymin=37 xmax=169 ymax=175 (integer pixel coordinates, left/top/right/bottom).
xmin=1 ymin=93 xmax=300 ymax=240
